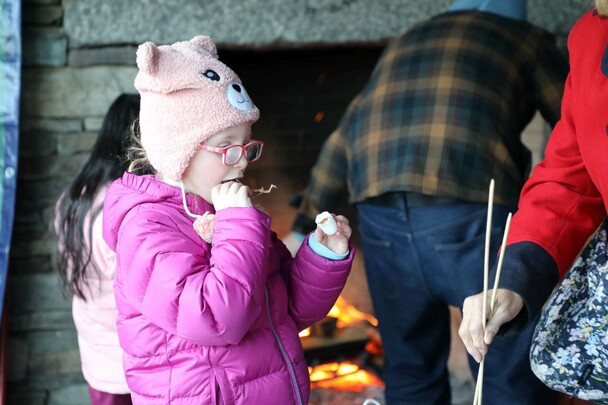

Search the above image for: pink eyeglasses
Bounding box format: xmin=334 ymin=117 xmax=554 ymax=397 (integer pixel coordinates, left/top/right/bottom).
xmin=199 ymin=140 xmax=264 ymax=166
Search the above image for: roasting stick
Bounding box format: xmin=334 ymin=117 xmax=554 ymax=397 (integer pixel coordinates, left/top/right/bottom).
xmin=472 ymin=181 xmax=512 ymax=405
xmin=482 ymin=179 xmax=494 ymax=351
xmin=473 ymin=179 xmax=494 ymax=405
xmin=472 ymin=213 xmax=512 ymax=405
xmin=491 ymin=213 xmax=512 ymax=312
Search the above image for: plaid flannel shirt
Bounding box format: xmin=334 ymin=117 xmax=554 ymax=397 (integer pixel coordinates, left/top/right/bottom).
xmin=294 ymin=10 xmax=568 ymax=233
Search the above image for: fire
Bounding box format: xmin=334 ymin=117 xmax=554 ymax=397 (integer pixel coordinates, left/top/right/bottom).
xmin=301 ymin=296 xmax=384 ymax=392
xmin=328 ymin=296 xmax=378 ymax=328
xmin=309 ymin=361 xmax=383 ymax=392
xmin=299 ymin=296 xmax=378 ymax=338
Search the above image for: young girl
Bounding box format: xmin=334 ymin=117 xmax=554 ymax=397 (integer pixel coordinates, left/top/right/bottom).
xmin=55 ymin=93 xmax=140 ymax=405
xmin=102 ymin=36 xmax=354 ymax=405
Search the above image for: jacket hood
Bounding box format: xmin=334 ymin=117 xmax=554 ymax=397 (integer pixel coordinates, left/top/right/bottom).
xmin=102 ymin=172 xmax=213 ymax=251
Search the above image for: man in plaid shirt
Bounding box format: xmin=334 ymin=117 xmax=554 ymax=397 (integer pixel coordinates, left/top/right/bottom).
xmin=291 ymin=1 xmax=568 ymax=404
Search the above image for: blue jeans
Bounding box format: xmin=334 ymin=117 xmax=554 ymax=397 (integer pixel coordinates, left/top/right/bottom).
xmin=356 ymin=196 xmax=556 ymax=405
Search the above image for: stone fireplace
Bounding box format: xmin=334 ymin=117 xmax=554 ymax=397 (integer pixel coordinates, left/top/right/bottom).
xmin=8 ymin=0 xmax=586 ymax=403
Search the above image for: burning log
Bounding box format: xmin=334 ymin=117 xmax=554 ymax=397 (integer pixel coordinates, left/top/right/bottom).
xmin=302 ymin=324 xmax=371 ymax=364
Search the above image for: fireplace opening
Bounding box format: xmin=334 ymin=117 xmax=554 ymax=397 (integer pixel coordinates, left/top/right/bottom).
xmin=222 ymin=46 xmax=388 ymax=403
xmin=220 ymin=46 xmax=475 ymax=405
xmin=219 ymin=45 xmax=384 ymax=238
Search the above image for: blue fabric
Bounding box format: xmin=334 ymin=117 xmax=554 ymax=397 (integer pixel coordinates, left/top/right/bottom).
xmin=602 ymin=43 xmax=608 ymax=77
xmin=292 ymin=231 xmax=306 ymax=243
xmin=307 ymin=234 xmax=349 ymax=261
xmin=356 ymin=197 xmax=556 ymax=404
xmin=0 ymin=0 xmax=21 ymax=319
xmin=449 ymin=0 xmax=527 ymax=20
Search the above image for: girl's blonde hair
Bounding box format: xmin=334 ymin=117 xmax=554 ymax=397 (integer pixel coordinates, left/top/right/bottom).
xmin=597 ymin=0 xmax=608 ymax=15
xmin=127 ymin=118 xmax=156 ymax=175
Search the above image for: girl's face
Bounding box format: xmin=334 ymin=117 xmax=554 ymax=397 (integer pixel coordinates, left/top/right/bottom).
xmin=182 ymin=123 xmax=254 ymax=202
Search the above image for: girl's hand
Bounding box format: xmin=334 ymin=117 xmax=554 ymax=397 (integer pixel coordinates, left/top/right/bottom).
xmin=313 ymin=214 xmax=351 ymax=255
xmin=211 ymin=182 xmax=252 ymax=210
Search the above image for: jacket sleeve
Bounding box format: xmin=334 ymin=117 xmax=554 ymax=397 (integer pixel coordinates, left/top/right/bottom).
xmin=117 ymin=206 xmax=270 ymax=346
xmin=508 ymin=76 xmax=605 ymax=272
xmin=276 ymin=235 xmax=354 ymax=331
xmin=494 ymin=69 xmax=604 ymax=329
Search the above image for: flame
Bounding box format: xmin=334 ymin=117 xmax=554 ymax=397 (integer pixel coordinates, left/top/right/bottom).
xmin=302 ymin=297 xmax=384 ymax=391
xmin=300 ymin=296 xmax=378 ymax=338
xmin=309 ymin=361 xmax=383 ymax=392
xmin=327 ymin=296 xmax=378 ymax=328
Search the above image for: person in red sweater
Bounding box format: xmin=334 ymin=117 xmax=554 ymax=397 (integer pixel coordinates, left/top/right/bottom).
xmin=460 ymin=0 xmax=608 ymax=374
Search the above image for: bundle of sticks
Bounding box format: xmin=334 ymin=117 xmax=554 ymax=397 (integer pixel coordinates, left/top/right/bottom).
xmin=473 ymin=179 xmax=512 ymax=405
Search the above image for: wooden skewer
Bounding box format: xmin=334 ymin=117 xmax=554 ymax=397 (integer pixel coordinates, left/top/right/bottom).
xmin=472 ymin=180 xmax=512 ymax=405
xmin=473 ymin=214 xmax=511 ymax=405
xmin=482 ymin=180 xmax=494 ymax=346
xmin=490 ymin=213 xmax=512 ymax=310
xmin=473 ymin=361 xmax=485 ymax=405
xmin=473 ymin=179 xmax=494 ymax=405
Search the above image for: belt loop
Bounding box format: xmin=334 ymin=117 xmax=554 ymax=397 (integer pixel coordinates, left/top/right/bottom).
xmin=401 ymin=192 xmax=409 ymax=220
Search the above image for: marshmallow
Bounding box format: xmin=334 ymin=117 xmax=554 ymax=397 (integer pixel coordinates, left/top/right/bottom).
xmin=315 ymin=211 xmax=337 ymax=235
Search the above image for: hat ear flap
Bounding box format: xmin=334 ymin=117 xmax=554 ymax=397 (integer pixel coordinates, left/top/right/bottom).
xmin=190 ymin=35 xmax=218 ymax=59
xmin=136 ymin=41 xmax=160 ymax=75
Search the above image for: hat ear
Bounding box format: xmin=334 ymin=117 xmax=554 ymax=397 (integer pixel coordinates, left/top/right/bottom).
xmin=190 ymin=35 xmax=218 ymax=59
xmin=136 ymin=41 xmax=160 ymax=75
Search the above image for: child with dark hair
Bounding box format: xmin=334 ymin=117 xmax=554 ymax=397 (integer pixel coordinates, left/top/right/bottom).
xmin=55 ymin=93 xmax=140 ymax=405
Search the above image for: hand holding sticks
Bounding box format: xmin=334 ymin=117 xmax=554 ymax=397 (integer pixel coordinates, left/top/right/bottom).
xmin=472 ymin=179 xmax=512 ymax=405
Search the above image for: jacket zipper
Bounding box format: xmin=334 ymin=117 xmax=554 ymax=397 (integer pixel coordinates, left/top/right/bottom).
xmin=265 ymin=288 xmax=303 ymax=405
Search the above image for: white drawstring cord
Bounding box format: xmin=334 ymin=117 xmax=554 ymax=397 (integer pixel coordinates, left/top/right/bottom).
xmin=162 ymin=176 xmax=208 ymax=220
xmin=179 ymin=180 xmax=203 ymax=219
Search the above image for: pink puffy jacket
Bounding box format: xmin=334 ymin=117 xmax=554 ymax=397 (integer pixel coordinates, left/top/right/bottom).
xmin=102 ymin=173 xmax=353 ymax=404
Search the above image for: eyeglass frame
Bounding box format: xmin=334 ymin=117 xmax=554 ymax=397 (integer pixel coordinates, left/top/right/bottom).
xmin=199 ymin=140 xmax=264 ymax=166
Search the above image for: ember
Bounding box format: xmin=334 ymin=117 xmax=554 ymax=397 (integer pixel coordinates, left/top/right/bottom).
xmin=309 ymin=361 xmax=383 ymax=391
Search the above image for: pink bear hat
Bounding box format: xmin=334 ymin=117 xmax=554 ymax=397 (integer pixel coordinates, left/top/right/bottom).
xmin=135 ymin=35 xmax=260 ymax=182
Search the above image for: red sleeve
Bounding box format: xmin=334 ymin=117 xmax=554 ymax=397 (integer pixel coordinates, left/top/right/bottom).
xmin=507 ymin=72 xmax=604 ymax=276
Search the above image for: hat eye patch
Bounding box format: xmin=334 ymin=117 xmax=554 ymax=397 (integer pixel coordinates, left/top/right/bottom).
xmin=203 ymin=69 xmax=220 ymax=81
xmin=227 ymin=81 xmax=255 ymax=111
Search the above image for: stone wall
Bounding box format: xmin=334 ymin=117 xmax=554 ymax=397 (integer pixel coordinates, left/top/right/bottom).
xmin=10 ymin=0 xmax=588 ymax=404
xmin=62 ymin=0 xmax=585 ymax=48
